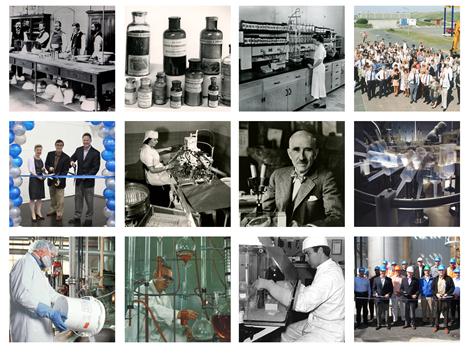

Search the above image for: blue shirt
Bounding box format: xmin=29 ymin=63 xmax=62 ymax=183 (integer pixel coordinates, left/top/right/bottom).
xmin=354 ymin=276 xmax=371 ymax=296
xmin=420 ymin=276 xmax=433 ymax=297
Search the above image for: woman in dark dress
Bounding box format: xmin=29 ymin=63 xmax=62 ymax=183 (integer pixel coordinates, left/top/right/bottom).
xmin=28 ymin=144 xmax=46 ymax=222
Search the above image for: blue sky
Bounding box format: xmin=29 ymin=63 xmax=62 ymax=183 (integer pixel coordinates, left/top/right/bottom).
xmin=354 ymin=6 xmax=460 ymax=15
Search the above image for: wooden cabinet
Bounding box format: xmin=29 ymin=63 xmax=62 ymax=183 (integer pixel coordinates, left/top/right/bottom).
xmin=240 ymin=80 xmax=263 ymax=111
xmin=86 ymin=10 xmax=115 ymax=53
xmin=10 ymin=14 xmax=51 ymax=42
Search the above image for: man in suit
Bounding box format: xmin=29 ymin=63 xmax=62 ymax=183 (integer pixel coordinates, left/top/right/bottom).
xmin=400 ymin=266 xmax=420 ymax=329
xmin=262 ymin=130 xmax=343 ymax=227
xmin=369 ymin=266 xmax=380 ymax=321
xmin=372 ymin=265 xmax=393 ymax=330
xmin=68 ymin=133 xmax=100 ymax=226
xmin=45 ymin=139 xmax=70 ymax=222
xmin=432 ymin=265 xmax=455 ymax=334
xmin=413 ymin=257 xmax=425 ymax=280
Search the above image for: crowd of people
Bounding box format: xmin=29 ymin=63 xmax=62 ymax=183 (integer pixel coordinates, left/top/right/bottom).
xmin=354 ymin=39 xmax=460 ymax=111
xmin=354 ymin=256 xmax=460 ymax=334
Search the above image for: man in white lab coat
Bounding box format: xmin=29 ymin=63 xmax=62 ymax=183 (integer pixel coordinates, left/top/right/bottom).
xmin=253 ymin=236 xmax=345 ymax=342
xmin=10 ymin=240 xmax=67 ymax=342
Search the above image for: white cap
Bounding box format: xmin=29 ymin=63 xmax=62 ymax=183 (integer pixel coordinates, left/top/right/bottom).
xmin=417 ymin=257 xmax=423 ymax=262
xmin=302 ymin=236 xmax=329 ymax=251
xmin=143 ymin=130 xmax=159 ymax=142
xmin=407 ymin=266 xmax=414 ymax=273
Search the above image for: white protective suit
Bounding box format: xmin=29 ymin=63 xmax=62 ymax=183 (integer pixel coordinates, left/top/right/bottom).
xmin=311 ymin=43 xmax=327 ymax=99
xmin=282 ymin=258 xmax=345 ymax=342
xmin=10 ymin=253 xmax=63 ymax=342
xmin=128 ymin=281 xmax=187 ymax=342
xmin=140 ymin=144 xmax=172 ymax=186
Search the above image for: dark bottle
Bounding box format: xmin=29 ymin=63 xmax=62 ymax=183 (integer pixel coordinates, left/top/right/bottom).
xmin=200 ymin=17 xmax=223 ymax=97
xmin=153 ymin=72 xmax=167 ymax=105
xmin=208 ymin=77 xmax=219 ymax=108
xmin=126 ymin=11 xmax=150 ymax=76
xmin=163 ymin=17 xmax=186 ymax=95
xmin=184 ymin=59 xmax=203 ymax=107
xmin=170 ymin=80 xmax=183 ymax=109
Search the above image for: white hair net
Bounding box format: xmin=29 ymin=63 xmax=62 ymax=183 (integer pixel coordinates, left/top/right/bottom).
xmin=28 ymin=240 xmax=58 ymax=255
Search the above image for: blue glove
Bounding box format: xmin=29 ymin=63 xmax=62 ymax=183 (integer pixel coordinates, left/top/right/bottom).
xmin=36 ymin=303 xmax=68 ymax=332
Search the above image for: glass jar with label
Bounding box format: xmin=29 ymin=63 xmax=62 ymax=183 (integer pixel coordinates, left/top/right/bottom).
xmin=126 ymin=11 xmax=150 ymax=76
xmin=137 ymin=77 xmax=152 ymax=109
xmin=208 ymin=77 xmax=219 ymax=108
xmin=125 ymin=77 xmax=137 ymax=105
xmin=170 ymin=80 xmax=183 ymax=109
xmin=200 ymin=17 xmax=223 ymax=97
xmin=220 ymin=44 xmax=231 ymax=106
xmin=184 ymin=58 xmax=203 ymax=106
xmin=164 ymin=17 xmax=186 ymax=95
xmin=153 ymin=72 xmax=167 ymax=105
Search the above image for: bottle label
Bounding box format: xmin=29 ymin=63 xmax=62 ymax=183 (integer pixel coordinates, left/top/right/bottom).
xmin=185 ymin=78 xmax=203 ymax=93
xmin=222 ymin=63 xmax=231 ymax=77
xmin=163 ymin=38 xmax=186 ymax=57
xmin=125 ymin=92 xmax=137 ymax=105
xmin=153 ymin=87 xmax=167 ymax=105
xmin=202 ymin=58 xmax=221 ymax=74
xmin=200 ymin=39 xmax=223 ymax=45
xmin=208 ymin=94 xmax=218 ymax=108
xmin=127 ymin=33 xmax=150 ymax=55
xmin=170 ymin=92 xmax=182 ymax=108
xmin=127 ymin=55 xmax=150 ymax=76
xmin=138 ymin=91 xmax=152 ymax=108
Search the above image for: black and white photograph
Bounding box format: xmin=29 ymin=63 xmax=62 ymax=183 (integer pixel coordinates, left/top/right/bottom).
xmin=239 ymin=6 xmax=345 ymax=111
xmin=125 ymin=6 xmax=231 ymax=111
xmin=9 ymin=121 xmax=116 ymax=227
xmin=239 ymin=121 xmax=344 ymax=227
xmin=125 ymin=121 xmax=231 ymax=227
xmin=354 ymin=236 xmax=460 ymax=341
xmin=354 ymin=121 xmax=460 ymax=227
xmin=239 ymin=236 xmax=345 ymax=342
xmin=9 ymin=6 xmax=115 ymax=112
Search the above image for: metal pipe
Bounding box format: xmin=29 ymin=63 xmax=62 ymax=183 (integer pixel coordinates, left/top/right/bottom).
xmin=99 ymin=237 xmax=105 ymax=288
xmin=201 ymin=237 xmax=207 ymax=290
xmin=68 ymin=238 xmax=77 ymax=298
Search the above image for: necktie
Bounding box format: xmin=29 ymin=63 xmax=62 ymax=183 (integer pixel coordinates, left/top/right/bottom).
xmin=291 ymin=172 xmax=306 ymax=201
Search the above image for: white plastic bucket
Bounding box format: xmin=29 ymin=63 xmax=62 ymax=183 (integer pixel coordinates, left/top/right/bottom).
xmin=53 ymin=296 xmax=106 ymax=337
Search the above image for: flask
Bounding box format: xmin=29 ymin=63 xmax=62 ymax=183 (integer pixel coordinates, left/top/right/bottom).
xmin=164 ymin=17 xmax=186 ymax=96
xmin=184 ymin=59 xmax=203 ymax=106
xmin=153 ymin=72 xmax=167 ymax=105
xmin=137 ymin=77 xmax=152 ymax=109
xmin=208 ymin=77 xmax=219 ymax=108
xmin=124 ymin=77 xmax=137 ymax=105
xmin=220 ymin=44 xmax=231 ymax=106
xmin=200 ymin=17 xmax=223 ymax=97
xmin=126 ymin=11 xmax=150 ymax=76
xmin=170 ymin=80 xmax=183 ymax=109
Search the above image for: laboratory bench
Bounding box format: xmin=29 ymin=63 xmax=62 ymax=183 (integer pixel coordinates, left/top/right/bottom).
xmin=239 ymin=57 xmax=345 ymax=111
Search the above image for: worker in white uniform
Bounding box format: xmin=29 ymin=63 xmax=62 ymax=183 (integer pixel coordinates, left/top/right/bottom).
xmin=308 ymin=34 xmax=327 ymax=109
xmin=140 ymin=130 xmax=173 ymax=207
xmin=253 ymin=236 xmax=345 ymax=342
xmin=10 ymin=240 xmax=68 ymax=342
xmin=128 ymin=258 xmax=198 ymax=342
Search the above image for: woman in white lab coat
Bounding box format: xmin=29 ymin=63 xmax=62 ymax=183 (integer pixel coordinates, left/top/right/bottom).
xmin=309 ymin=34 xmax=327 ymax=109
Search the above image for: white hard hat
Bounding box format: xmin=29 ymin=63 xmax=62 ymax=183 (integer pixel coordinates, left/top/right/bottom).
xmin=417 ymin=257 xmax=423 ymax=262
xmin=302 ymin=236 xmax=329 ymax=251
xmin=407 ymin=266 xmax=414 ymax=273
xmin=143 ymin=130 xmax=159 ymax=142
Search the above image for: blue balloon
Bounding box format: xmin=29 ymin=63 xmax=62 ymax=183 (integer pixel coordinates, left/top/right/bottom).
xmin=9 ymin=218 xmax=13 ymax=227
xmin=9 ymin=121 xmax=15 ymax=129
xmin=9 ymin=176 xmax=13 ymax=188
xmin=90 ymin=121 xmax=102 ymax=125
xmin=106 ymin=160 xmax=115 ymax=172
xmin=103 ymin=188 xmax=115 ymax=199
xmin=12 ymin=156 xmax=23 ymax=167
xmin=103 ymin=121 xmax=115 ymax=128
xmin=23 ymin=121 xmax=35 ymax=131
xmin=103 ymin=137 xmax=115 ymax=151
xmin=9 ymin=130 xmax=15 ymax=144
xmin=101 ymin=149 xmax=114 ymax=161
xmin=12 ymin=196 xmax=23 ymax=207
xmin=9 ymin=186 xmax=20 ymax=200
xmin=10 ymin=144 xmax=22 ymax=158
xmin=106 ymin=198 xmax=115 ymax=211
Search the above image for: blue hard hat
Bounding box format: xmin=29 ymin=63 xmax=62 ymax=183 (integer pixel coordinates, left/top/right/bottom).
xmin=374 ymin=266 xmax=380 ymax=271
xmin=380 ymin=265 xmax=387 ymax=272
xmin=450 ymin=258 xmax=456 ymax=264
xmin=434 ymin=256 xmax=441 ymax=262
xmin=438 ymin=265 xmax=446 ymax=271
xmin=382 ymin=260 xmax=388 ymax=264
xmin=453 ymin=267 xmax=460 ymax=273
xmin=359 ymin=267 xmax=365 ymax=273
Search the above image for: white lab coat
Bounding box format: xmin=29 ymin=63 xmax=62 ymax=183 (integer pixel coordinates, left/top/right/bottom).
xmin=10 ymin=253 xmax=63 ymax=342
xmin=127 ymin=282 xmax=186 ymax=342
xmin=140 ymin=144 xmax=172 ymax=186
xmin=283 ymin=258 xmax=345 ymax=342
xmin=311 ymin=44 xmax=327 ymax=99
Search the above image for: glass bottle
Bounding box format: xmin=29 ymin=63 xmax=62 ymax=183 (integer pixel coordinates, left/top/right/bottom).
xmin=163 ymin=17 xmax=186 ymax=96
xmin=208 ymin=77 xmax=219 ymax=108
xmin=137 ymin=77 xmax=152 ymax=109
xmin=184 ymin=58 xmax=203 ymax=107
xmin=192 ymin=315 xmax=214 ymax=342
xmin=200 ymin=17 xmax=223 ymax=97
xmin=212 ymin=292 xmax=230 ymax=342
xmin=169 ymin=80 xmax=183 ymax=109
xmin=124 ymin=77 xmax=137 ymax=105
xmin=126 ymin=11 xmax=150 ymax=76
xmin=220 ymin=44 xmax=231 ymax=106
xmin=153 ymin=72 xmax=167 ymax=105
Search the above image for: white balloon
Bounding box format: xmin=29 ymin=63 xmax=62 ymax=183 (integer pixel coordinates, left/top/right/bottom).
xmin=13 ymin=176 xmax=23 ymax=187
xmin=98 ymin=126 xmax=110 ymax=138
xmin=103 ymin=207 xmax=113 ymax=218
xmin=108 ymin=127 xmax=115 ymax=138
xmin=10 ymin=167 xmax=21 ymax=178
xmin=13 ymin=215 xmax=22 ymax=226
xmin=106 ymin=219 xmax=115 ymax=227
xmin=13 ymin=124 xmax=26 ymax=136
xmin=10 ymin=207 xmax=21 ymax=218
xmin=14 ymin=134 xmax=27 ymax=145
xmin=105 ymin=177 xmax=115 ymax=189
xmin=102 ymin=168 xmax=113 ymax=176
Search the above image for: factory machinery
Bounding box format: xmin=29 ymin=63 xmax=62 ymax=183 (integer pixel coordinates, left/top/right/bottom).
xmin=354 ymin=122 xmax=460 ymax=226
xmin=125 ymin=130 xmax=230 ymax=227
xmin=126 ymin=237 xmax=231 ymax=342
xmin=10 ymin=237 xmax=115 ymax=342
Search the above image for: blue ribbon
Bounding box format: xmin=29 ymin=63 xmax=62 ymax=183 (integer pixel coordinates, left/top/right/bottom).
xmin=20 ymin=174 xmax=115 ymax=179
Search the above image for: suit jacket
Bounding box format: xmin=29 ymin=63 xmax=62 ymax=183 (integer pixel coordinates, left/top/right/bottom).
xmin=262 ymin=165 xmax=343 ymax=226
xmin=70 ymin=146 xmax=100 ymax=188
xmin=413 ymin=265 xmax=425 ymax=279
xmin=373 ymin=276 xmax=393 ymax=301
xmin=44 ymin=151 xmax=71 ymax=189
xmin=400 ymin=277 xmax=420 ymax=299
xmin=431 ymin=275 xmax=455 ymax=299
